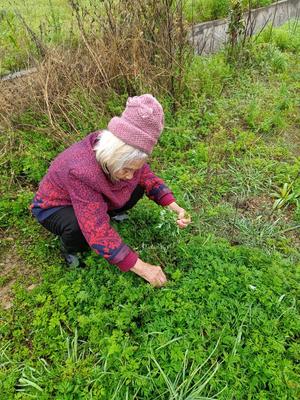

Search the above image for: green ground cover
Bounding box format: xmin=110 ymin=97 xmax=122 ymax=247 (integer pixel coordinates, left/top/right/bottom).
xmin=0 ymin=0 xmax=275 ymax=75
xmin=184 ymin=0 xmax=273 ymax=22
xmin=0 ymin=16 xmax=300 ymax=400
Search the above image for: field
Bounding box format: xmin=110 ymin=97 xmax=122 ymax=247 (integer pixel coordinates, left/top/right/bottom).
xmin=0 ymin=1 xmax=300 ymax=399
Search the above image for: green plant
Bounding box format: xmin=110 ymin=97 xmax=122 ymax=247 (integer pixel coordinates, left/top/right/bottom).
xmin=1 ymin=237 xmax=299 ymax=398
xmin=258 ymin=20 xmax=300 ymax=53
xmin=272 ymin=182 xmax=300 ymax=210
xmin=184 ymin=0 xmax=274 ymax=23
xmin=227 ymin=1 xmax=245 ymax=45
xmin=149 ymin=344 xmax=224 ymax=399
xmin=249 ymin=42 xmax=289 ymax=72
xmin=0 ymin=190 xmax=34 ymax=228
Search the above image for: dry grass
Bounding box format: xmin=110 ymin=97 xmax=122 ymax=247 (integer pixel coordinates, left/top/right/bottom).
xmin=0 ymin=0 xmax=191 ymax=144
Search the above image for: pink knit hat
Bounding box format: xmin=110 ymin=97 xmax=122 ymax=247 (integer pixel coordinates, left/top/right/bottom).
xmin=107 ymin=94 xmax=164 ymax=154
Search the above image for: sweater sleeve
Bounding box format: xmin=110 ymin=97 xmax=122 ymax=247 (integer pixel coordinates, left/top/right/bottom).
xmin=139 ymin=163 xmax=176 ymax=206
xmin=66 ymin=170 xmax=138 ymax=272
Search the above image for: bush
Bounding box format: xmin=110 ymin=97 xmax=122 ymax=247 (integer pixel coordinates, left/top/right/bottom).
xmin=0 ymin=190 xmax=34 ymax=228
xmin=258 ymin=21 xmax=300 ymax=53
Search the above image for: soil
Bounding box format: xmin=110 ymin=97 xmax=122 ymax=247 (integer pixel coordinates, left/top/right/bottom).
xmin=234 ymin=195 xmax=273 ymax=214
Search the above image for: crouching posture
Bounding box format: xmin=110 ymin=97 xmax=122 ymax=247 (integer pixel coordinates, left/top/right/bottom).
xmin=30 ymin=94 xmax=191 ymax=287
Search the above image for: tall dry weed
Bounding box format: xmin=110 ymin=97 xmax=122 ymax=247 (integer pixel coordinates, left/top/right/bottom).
xmin=0 ymin=0 xmax=191 ymax=144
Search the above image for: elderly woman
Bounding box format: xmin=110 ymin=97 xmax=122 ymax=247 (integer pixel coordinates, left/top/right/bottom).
xmin=31 ymin=94 xmax=191 ymax=287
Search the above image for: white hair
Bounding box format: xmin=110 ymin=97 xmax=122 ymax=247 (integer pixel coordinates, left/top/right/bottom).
xmin=93 ymin=130 xmax=148 ymax=180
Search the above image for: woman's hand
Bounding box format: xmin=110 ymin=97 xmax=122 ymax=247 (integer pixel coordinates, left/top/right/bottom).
xmin=131 ymin=258 xmax=167 ymax=287
xmin=167 ymin=202 xmax=192 ymax=229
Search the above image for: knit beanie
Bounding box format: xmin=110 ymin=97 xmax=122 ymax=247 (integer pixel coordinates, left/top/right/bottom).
xmin=107 ymin=94 xmax=164 ymax=155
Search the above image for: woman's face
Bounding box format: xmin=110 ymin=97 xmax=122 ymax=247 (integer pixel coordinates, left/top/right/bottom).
xmin=114 ymin=159 xmax=145 ymax=181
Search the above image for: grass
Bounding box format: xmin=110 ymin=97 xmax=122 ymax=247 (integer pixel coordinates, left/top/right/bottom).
xmin=184 ymin=0 xmax=274 ymax=23
xmin=0 ymin=12 xmax=300 ymax=400
xmin=0 ymin=0 xmax=73 ymax=74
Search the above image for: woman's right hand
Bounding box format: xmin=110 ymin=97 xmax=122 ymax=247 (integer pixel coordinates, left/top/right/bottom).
xmin=131 ymin=258 xmax=167 ymax=287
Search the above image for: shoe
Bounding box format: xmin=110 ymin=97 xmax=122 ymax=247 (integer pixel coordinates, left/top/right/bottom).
xmin=111 ymin=212 xmax=129 ymax=222
xmin=60 ymin=238 xmax=80 ymax=268
xmin=63 ymin=253 xmax=80 ymax=268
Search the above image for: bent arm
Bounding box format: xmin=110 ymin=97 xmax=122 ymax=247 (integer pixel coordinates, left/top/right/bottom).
xmin=139 ymin=163 xmax=175 ymax=206
xmin=67 ymin=171 xmax=138 ymax=271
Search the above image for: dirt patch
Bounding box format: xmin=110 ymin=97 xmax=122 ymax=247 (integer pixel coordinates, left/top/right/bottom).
xmin=235 ymin=195 xmax=300 ymax=247
xmin=235 ymin=195 xmax=273 ymax=215
xmin=0 ymin=239 xmax=40 ymax=310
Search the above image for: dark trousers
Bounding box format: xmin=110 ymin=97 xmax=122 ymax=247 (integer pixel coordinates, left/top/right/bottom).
xmin=40 ymin=185 xmax=144 ymax=253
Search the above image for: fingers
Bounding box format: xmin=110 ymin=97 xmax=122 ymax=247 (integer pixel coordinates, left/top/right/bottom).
xmin=131 ymin=260 xmax=167 ymax=287
xmin=159 ymin=271 xmax=167 ymax=286
xmin=152 ymin=266 xmax=167 ymax=287
xmin=177 ymin=219 xmax=190 ymax=228
xmin=154 ymin=269 xmax=167 ymax=287
xmin=178 ymin=210 xmax=185 ymax=220
xmin=177 ymin=209 xmax=192 ymax=229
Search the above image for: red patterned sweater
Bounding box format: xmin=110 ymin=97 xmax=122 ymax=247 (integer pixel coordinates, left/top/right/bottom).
xmin=30 ymin=131 xmax=175 ymax=271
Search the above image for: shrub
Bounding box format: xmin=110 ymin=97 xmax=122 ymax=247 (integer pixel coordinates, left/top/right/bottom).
xmin=258 ymin=21 xmax=300 ymax=53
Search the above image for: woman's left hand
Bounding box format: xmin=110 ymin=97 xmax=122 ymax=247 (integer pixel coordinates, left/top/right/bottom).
xmin=167 ymin=202 xmax=192 ymax=229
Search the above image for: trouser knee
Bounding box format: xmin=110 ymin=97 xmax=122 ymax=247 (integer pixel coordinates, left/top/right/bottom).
xmin=61 ymin=219 xmax=88 ymax=253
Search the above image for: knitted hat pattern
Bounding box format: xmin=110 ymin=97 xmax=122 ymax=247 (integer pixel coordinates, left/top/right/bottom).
xmin=107 ymin=94 xmax=164 ymax=154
